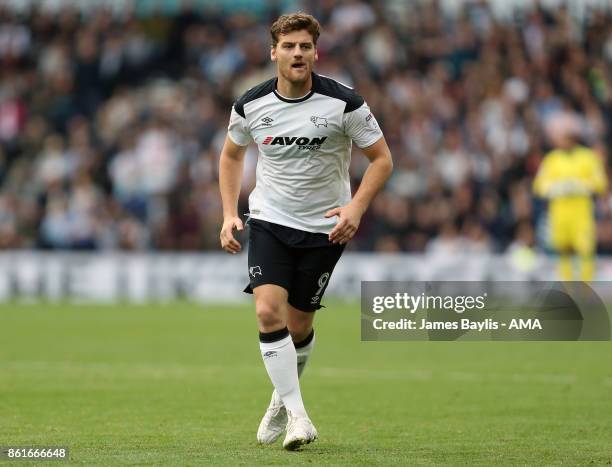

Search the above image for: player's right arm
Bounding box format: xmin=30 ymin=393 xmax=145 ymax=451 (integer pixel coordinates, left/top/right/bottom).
xmin=219 ymin=104 xmax=252 ymax=254
xmin=219 ymin=134 xmax=248 ymax=254
xmin=533 ymin=152 xmax=555 ymax=198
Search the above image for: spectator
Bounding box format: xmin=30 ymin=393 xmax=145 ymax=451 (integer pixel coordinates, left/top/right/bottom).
xmin=0 ymin=1 xmax=609 ymax=253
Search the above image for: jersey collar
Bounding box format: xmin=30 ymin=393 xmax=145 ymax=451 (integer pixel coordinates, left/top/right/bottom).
xmin=273 ymin=74 xmax=316 ymax=103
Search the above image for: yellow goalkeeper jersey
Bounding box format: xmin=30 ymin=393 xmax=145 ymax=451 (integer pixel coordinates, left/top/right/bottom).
xmin=534 ymin=145 xmax=608 ymax=255
xmin=533 ymin=145 xmax=608 ymax=213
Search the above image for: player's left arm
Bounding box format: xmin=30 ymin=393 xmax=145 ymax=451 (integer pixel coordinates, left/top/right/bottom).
xmin=588 ymin=149 xmax=608 ymax=195
xmin=326 ymin=137 xmax=393 ymax=244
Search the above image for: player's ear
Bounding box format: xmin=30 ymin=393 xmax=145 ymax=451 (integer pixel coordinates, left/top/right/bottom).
xmin=271 ymin=45 xmax=277 ymax=62
xmin=314 ymin=48 xmax=318 ymax=62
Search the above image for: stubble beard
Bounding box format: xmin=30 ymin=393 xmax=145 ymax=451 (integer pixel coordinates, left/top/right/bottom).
xmin=281 ymin=65 xmax=310 ymax=86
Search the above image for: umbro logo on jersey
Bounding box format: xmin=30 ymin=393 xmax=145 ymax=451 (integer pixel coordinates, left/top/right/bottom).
xmin=262 ymin=136 xmax=327 ymax=150
xmin=365 ymin=112 xmax=378 ymax=129
xmin=261 ymin=116 xmax=274 ymax=126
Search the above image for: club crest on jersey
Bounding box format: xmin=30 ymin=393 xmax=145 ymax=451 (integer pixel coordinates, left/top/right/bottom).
xmin=310 ymin=116 xmax=328 ymax=127
xmin=261 ymin=136 xmax=327 ymax=151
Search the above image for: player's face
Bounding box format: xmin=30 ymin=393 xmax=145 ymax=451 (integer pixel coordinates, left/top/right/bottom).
xmin=271 ymin=29 xmax=318 ymax=85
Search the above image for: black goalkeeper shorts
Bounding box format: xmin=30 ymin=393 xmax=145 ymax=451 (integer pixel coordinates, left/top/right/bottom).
xmin=243 ymin=218 xmax=345 ymax=312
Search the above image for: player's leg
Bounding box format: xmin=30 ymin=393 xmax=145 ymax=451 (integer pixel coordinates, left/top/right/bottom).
xmin=579 ymin=255 xmax=595 ymax=282
xmin=254 ymin=284 xmax=308 ymax=419
xmin=260 ymin=305 xmax=315 ymax=444
xmin=559 ymin=251 xmax=573 ymax=281
xmin=278 ymin=243 xmax=344 ymax=450
xmin=255 ymin=284 xmax=313 ymax=449
xmin=254 ymin=290 xmax=317 ymax=451
xmin=254 ymin=284 xmax=288 ymax=332
xmin=287 ymin=305 xmax=315 ymax=377
xmin=550 ymin=213 xmax=573 ymax=280
xmin=573 ymin=215 xmax=596 ymax=282
xmin=287 ymin=241 xmax=345 ymax=375
xmin=244 ymin=220 xmax=310 ymax=445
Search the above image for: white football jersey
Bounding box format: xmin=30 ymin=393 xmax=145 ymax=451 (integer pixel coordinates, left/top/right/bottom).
xmin=227 ymin=72 xmax=383 ymax=234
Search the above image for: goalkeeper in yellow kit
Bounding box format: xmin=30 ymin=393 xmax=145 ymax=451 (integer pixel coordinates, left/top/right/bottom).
xmin=533 ymin=113 xmax=608 ymax=281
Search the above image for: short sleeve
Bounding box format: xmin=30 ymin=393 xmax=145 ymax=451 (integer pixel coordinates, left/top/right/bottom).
xmin=227 ymin=106 xmax=251 ymax=146
xmin=343 ymin=102 xmax=383 ymax=148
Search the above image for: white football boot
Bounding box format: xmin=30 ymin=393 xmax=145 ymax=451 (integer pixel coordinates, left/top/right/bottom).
xmin=257 ymin=390 xmax=287 ymax=444
xmin=282 ymin=410 xmax=318 ymax=451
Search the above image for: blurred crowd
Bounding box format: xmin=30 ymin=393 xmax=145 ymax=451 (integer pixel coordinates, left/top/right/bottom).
xmin=0 ymin=0 xmax=611 ymax=253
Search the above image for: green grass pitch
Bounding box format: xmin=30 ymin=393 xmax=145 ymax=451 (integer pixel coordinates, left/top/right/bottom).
xmin=1 ymin=302 xmax=611 ymax=465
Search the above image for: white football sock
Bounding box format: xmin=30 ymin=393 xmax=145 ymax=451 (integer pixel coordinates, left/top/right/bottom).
xmin=269 ymin=330 xmax=315 ymax=407
xmin=260 ymin=329 xmax=307 ymax=418
xmin=296 ymin=329 xmax=315 ymax=377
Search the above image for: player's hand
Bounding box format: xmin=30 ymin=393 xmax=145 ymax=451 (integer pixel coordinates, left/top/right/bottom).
xmin=548 ymin=179 xmax=590 ymax=198
xmin=220 ymin=216 xmax=244 ymax=254
xmin=325 ymin=203 xmax=364 ymax=245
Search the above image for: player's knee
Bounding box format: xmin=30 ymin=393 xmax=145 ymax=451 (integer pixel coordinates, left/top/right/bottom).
xmin=288 ymin=325 xmax=312 ymax=343
xmin=255 ymin=299 xmax=284 ymax=328
xmin=287 ymin=306 xmax=314 ymax=341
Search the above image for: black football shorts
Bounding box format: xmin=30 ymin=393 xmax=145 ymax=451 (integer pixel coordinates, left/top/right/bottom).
xmin=243 ymin=218 xmax=345 ymax=312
